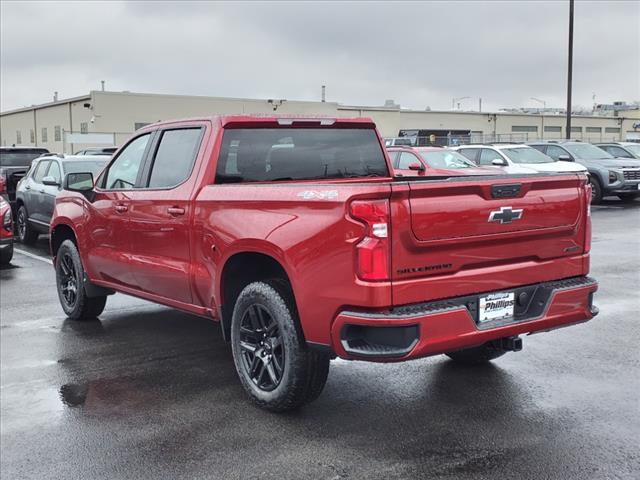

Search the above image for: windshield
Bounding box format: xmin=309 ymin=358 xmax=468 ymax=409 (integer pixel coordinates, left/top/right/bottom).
xmin=216 ymin=128 xmax=389 ymax=183
xmin=63 ymin=160 xmax=108 ymax=175
xmin=625 ymin=144 xmax=640 ymax=156
xmin=501 ymin=147 xmax=554 ymax=164
xmin=564 ymin=143 xmax=614 ymax=159
xmin=0 ymin=149 xmax=49 ymax=167
xmin=418 ymin=150 xmax=477 ymax=169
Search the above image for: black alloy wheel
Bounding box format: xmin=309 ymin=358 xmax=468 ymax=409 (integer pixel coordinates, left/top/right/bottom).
xmin=17 ymin=209 xmax=27 ymax=240
xmin=239 ymin=304 xmax=285 ymax=391
xmin=58 ymin=251 xmax=79 ymax=309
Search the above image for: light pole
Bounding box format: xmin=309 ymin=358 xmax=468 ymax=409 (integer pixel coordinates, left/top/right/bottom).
xmin=452 ymin=96 xmax=470 ymax=110
xmin=566 ymin=0 xmax=574 ymax=139
xmin=531 ymin=97 xmax=546 ymax=139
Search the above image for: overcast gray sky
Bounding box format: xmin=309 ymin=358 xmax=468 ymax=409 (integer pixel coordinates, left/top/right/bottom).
xmin=1 ymin=0 xmax=638 ymax=112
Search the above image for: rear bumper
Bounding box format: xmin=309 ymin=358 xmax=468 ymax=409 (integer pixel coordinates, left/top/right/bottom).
xmin=0 ymin=236 xmax=13 ymax=250
xmin=331 ymin=276 xmax=598 ymax=361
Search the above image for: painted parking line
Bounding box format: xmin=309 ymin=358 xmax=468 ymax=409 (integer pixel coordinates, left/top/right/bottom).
xmin=14 ymin=248 xmax=52 ymax=265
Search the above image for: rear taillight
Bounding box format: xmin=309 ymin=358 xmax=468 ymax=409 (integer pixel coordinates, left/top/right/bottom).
xmin=2 ymin=208 xmax=11 ymax=231
xmin=0 ymin=172 xmax=6 ymax=195
xmin=350 ymin=199 xmax=390 ymax=281
xmin=584 ymin=181 xmax=592 ymax=254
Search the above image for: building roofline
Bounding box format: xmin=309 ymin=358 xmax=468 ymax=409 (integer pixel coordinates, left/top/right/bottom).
xmin=1 ymin=93 xmax=92 ymax=116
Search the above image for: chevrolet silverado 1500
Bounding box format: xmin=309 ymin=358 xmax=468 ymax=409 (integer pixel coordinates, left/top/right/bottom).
xmin=50 ymin=115 xmax=598 ymax=411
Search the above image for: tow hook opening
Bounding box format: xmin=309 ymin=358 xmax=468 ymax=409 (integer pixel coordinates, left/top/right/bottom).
xmin=492 ymin=336 xmax=523 ymax=352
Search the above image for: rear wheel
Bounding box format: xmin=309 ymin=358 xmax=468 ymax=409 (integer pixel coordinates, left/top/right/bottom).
xmin=16 ymin=206 xmax=38 ymax=245
xmin=55 ymin=240 xmax=107 ymax=321
xmin=0 ymin=243 xmax=13 ymax=265
xmin=230 ymin=279 xmax=330 ymax=412
xmin=589 ymin=177 xmax=604 ymax=205
xmin=617 ymin=193 xmax=639 ymax=203
xmin=446 ymin=342 xmax=507 ymax=365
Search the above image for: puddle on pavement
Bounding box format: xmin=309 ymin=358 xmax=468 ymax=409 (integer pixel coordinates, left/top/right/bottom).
xmin=58 ymin=377 xmax=147 ymax=415
xmin=59 ymin=383 xmax=89 ymax=407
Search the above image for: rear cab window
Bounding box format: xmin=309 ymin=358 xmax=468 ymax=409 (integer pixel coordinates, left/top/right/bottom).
xmin=215 ymin=128 xmax=389 ymax=183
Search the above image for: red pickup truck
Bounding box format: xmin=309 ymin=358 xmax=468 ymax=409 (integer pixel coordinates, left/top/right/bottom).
xmin=50 ymin=115 xmax=598 ymax=411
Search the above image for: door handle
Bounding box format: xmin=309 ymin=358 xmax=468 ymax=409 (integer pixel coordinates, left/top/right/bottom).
xmin=115 ymin=204 xmax=128 ymax=213
xmin=25 ymin=185 xmax=31 ymax=190
xmin=167 ymin=206 xmax=185 ymax=216
xmin=39 ymin=189 xmax=45 ymax=193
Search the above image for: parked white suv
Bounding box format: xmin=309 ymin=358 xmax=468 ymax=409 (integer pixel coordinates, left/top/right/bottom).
xmin=451 ymin=144 xmax=587 ymax=174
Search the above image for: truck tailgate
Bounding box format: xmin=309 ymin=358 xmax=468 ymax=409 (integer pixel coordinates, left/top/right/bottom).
xmin=390 ymin=174 xmax=589 ymax=306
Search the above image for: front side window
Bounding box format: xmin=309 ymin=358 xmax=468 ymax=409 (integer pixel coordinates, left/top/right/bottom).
xmin=544 ymin=145 xmax=570 ymax=161
xmin=457 ymin=148 xmax=479 ymax=163
xmin=147 ymin=128 xmax=202 ymax=188
xmin=604 ymin=146 xmax=633 ymax=158
xmin=397 ymin=152 xmax=421 ymax=169
xmin=103 ymin=134 xmax=150 ymax=190
xmin=624 ymin=144 xmax=640 ymax=156
xmin=47 ymin=161 xmax=61 ymax=183
xmin=479 ymin=148 xmax=504 ymax=165
xmin=501 ymin=147 xmax=554 ymax=164
xmin=215 ymin=128 xmax=388 ymax=183
xmin=33 ymin=160 xmax=50 ymax=183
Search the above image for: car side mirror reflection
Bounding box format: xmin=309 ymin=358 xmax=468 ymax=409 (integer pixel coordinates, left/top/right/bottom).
xmin=42 ymin=176 xmax=60 ymax=187
xmin=64 ymin=172 xmax=94 ymax=192
xmin=558 ymin=154 xmax=573 ymax=162
xmin=491 ymin=158 xmax=508 ymax=166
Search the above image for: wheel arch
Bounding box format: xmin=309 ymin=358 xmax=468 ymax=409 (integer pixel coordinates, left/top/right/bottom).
xmin=218 ymin=250 xmax=299 ymax=342
xmin=50 ymin=223 xmax=78 ymax=258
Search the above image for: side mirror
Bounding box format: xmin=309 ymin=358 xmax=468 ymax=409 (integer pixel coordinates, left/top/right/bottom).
xmin=42 ymin=176 xmax=60 ymax=187
xmin=408 ymin=162 xmax=426 ymax=171
xmin=491 ymin=158 xmax=508 ymax=166
xmin=63 ymin=172 xmax=94 ymax=192
xmin=558 ymin=154 xmax=573 ymax=162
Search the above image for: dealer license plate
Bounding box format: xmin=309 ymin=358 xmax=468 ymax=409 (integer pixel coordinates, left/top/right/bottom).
xmin=479 ymin=292 xmax=515 ymax=323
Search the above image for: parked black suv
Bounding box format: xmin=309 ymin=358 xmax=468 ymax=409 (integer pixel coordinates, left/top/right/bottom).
xmin=14 ymin=155 xmax=109 ymax=244
xmin=0 ymin=147 xmax=50 ymax=210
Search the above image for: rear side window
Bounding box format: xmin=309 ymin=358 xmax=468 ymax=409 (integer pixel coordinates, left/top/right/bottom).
xmin=215 ymin=128 xmax=389 ymax=183
xmin=147 ymin=128 xmax=202 ymax=188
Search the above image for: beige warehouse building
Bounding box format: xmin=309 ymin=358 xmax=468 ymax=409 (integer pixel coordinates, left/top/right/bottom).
xmin=1 ymin=90 xmax=639 ymax=153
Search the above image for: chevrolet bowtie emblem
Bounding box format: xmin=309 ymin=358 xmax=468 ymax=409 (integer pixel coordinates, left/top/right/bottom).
xmin=488 ymin=206 xmax=523 ymax=224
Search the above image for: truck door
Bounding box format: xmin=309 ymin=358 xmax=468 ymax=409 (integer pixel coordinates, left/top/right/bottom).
xmin=126 ymin=125 xmax=206 ymax=305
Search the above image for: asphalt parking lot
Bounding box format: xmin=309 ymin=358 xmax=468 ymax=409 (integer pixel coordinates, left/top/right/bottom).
xmin=1 ymin=199 xmax=639 ymax=480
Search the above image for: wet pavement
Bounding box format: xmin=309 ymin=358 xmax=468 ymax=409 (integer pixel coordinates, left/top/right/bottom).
xmin=1 ymin=199 xmax=639 ymax=479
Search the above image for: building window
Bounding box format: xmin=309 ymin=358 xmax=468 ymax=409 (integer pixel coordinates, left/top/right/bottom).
xmin=41 ymin=127 xmax=48 ymax=143
xmin=16 ymin=130 xmax=22 ymax=144
xmin=605 ymin=127 xmax=620 ymax=133
xmin=544 ymin=126 xmax=562 ymax=132
xmin=511 ymin=126 xmax=538 ymax=132
xmin=135 ymin=122 xmax=151 ymax=130
xmin=30 ymin=129 xmax=35 ymax=143
xmin=586 ymin=127 xmax=601 ymax=133
xmin=54 ymin=125 xmax=62 ymax=141
xmin=570 ymin=126 xmax=582 ymax=133
xmin=80 ymin=122 xmax=88 ymax=134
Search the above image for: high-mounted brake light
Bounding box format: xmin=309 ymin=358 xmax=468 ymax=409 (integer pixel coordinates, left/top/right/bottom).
xmin=276 ymin=118 xmax=336 ymax=126
xmin=350 ymin=200 xmax=390 ymax=281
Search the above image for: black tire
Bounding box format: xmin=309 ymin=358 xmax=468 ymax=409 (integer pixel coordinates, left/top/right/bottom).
xmin=617 ymin=193 xmax=639 ymax=203
xmin=230 ymin=279 xmax=330 ymax=412
xmin=55 ymin=239 xmax=107 ymax=321
xmin=0 ymin=242 xmax=13 ymax=265
xmin=445 ymin=342 xmax=506 ymax=365
xmin=16 ymin=205 xmax=38 ymax=245
xmin=589 ymin=177 xmax=603 ymax=205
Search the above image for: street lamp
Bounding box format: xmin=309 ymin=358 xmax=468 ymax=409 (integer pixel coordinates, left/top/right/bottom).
xmin=452 ymin=96 xmax=470 ymax=110
xmin=531 ymin=97 xmax=546 ymax=139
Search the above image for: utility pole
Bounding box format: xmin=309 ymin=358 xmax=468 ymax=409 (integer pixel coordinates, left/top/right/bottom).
xmin=565 ymin=0 xmax=574 ymax=139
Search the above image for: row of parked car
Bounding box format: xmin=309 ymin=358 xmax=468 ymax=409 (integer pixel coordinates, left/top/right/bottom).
xmin=0 ymin=146 xmax=113 ymax=264
xmin=386 ymin=140 xmax=640 ymax=204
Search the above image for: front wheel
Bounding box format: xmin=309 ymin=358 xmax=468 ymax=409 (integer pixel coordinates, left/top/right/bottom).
xmin=55 ymin=240 xmax=107 ymax=321
xmin=589 ymin=177 xmax=603 ymax=205
xmin=0 ymin=243 xmax=13 ymax=265
xmin=17 ymin=206 xmax=38 ymax=245
xmin=230 ymin=280 xmax=330 ymax=412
